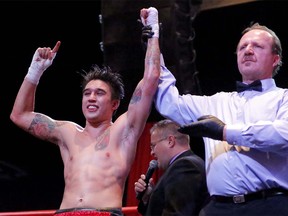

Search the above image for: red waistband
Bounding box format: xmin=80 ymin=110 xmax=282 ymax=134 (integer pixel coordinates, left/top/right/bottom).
xmin=54 ymin=209 xmax=111 ymax=216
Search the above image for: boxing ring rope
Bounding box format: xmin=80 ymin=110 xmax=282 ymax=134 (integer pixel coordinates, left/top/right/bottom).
xmin=0 ymin=206 xmax=139 ymax=216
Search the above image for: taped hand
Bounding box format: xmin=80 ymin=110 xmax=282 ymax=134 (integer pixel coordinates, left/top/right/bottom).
xmin=26 ymin=41 xmax=61 ymax=84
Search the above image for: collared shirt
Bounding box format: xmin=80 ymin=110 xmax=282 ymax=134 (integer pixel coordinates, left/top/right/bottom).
xmin=155 ymin=64 xmax=288 ymax=196
xmin=169 ymin=150 xmax=187 ymax=165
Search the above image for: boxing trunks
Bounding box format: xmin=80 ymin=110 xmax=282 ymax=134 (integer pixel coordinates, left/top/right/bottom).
xmin=54 ymin=208 xmax=123 ymax=216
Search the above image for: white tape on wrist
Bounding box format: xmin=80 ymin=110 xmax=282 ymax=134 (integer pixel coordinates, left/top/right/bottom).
xmin=25 ymin=67 xmax=44 ymax=85
xmin=150 ymin=23 xmax=159 ymax=38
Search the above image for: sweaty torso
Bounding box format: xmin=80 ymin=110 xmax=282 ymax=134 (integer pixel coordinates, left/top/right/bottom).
xmin=57 ymin=123 xmax=134 ymax=209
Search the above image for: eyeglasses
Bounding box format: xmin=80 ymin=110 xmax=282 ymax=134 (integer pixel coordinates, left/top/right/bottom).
xmin=150 ymin=137 xmax=167 ymax=151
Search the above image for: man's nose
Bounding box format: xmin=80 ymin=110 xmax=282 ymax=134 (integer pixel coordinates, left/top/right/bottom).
xmin=245 ymin=45 xmax=254 ymax=54
xmin=88 ymin=92 xmax=97 ymax=100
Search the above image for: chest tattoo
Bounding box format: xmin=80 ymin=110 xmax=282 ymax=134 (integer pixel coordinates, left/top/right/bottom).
xmin=94 ymin=128 xmax=110 ymax=151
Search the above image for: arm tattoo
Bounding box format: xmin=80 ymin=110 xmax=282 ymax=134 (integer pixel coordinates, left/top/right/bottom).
xmin=28 ymin=114 xmax=56 ymax=140
xmin=130 ymin=88 xmax=142 ymax=104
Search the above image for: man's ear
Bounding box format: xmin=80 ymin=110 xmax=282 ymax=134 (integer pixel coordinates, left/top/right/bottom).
xmin=112 ymin=99 xmax=120 ymax=111
xmin=167 ymin=135 xmax=176 ymax=148
xmin=273 ymin=54 xmax=280 ymax=68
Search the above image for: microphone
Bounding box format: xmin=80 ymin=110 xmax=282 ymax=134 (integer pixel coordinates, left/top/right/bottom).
xmin=136 ymin=159 xmax=158 ymax=200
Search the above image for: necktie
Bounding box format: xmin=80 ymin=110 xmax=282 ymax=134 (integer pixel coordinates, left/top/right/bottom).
xmin=236 ymin=80 xmax=262 ymax=93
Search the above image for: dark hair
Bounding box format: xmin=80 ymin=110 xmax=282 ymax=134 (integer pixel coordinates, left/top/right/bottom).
xmin=80 ymin=64 xmax=125 ymax=100
xmin=240 ymin=22 xmax=283 ymax=76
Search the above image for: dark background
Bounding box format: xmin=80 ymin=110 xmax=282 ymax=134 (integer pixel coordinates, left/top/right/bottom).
xmin=1 ymin=0 xmax=288 ymax=212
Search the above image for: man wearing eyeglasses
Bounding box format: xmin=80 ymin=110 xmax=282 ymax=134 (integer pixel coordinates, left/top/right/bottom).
xmin=134 ymin=119 xmax=209 ymax=216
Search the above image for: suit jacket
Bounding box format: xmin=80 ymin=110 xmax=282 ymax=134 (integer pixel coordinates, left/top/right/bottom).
xmin=138 ymin=150 xmax=209 ymax=216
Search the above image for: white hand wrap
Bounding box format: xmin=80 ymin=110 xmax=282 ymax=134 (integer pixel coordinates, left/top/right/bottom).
xmin=25 ymin=48 xmax=57 ymax=85
xmin=142 ymin=7 xmax=159 ymax=38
